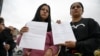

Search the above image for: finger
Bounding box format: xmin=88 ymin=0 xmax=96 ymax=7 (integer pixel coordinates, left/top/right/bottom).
xmin=20 ymin=27 xmax=28 ymax=33
xmin=65 ymin=41 xmax=70 ymax=43
xmin=56 ymin=43 xmax=66 ymax=46
xmin=56 ymin=20 xmax=61 ymax=24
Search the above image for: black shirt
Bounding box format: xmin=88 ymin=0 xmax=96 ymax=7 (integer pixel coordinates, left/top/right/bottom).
xmin=70 ymin=18 xmax=100 ymax=56
xmin=0 ymin=28 xmax=13 ymax=56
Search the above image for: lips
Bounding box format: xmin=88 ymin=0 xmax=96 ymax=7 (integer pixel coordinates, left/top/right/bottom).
xmin=42 ymin=14 xmax=46 ymax=16
xmin=74 ymin=10 xmax=78 ymax=13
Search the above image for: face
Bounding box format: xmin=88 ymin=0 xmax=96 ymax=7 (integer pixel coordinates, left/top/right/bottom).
xmin=70 ymin=2 xmax=83 ymax=18
xmin=0 ymin=23 xmax=5 ymax=32
xmin=40 ymin=5 xmax=49 ymax=21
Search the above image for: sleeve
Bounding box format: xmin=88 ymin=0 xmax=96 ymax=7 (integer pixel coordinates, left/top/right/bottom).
xmin=3 ymin=28 xmax=13 ymax=43
xmin=23 ymin=48 xmax=32 ymax=56
xmin=76 ymin=18 xmax=100 ymax=54
xmin=16 ymin=34 xmax=22 ymax=45
xmin=16 ymin=34 xmax=32 ymax=56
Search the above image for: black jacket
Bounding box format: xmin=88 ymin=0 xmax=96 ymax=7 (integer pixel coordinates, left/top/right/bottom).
xmin=71 ymin=18 xmax=100 ymax=56
xmin=59 ymin=18 xmax=100 ymax=56
xmin=0 ymin=28 xmax=16 ymax=56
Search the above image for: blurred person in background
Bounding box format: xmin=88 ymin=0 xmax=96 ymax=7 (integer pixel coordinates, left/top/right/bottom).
xmin=0 ymin=17 xmax=14 ymax=56
xmin=8 ymin=26 xmax=19 ymax=56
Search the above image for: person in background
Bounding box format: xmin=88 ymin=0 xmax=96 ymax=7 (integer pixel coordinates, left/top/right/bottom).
xmin=8 ymin=26 xmax=19 ymax=56
xmin=0 ymin=17 xmax=14 ymax=56
xmin=17 ymin=3 xmax=58 ymax=56
xmin=45 ymin=2 xmax=100 ymax=56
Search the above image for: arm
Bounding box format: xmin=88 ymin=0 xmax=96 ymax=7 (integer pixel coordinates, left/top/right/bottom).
xmin=3 ymin=28 xmax=15 ymax=51
xmin=17 ymin=26 xmax=28 ymax=45
xmin=16 ymin=34 xmax=22 ymax=45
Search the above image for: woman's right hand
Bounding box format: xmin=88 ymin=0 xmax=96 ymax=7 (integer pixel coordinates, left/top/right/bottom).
xmin=20 ymin=26 xmax=29 ymax=34
xmin=25 ymin=51 xmax=31 ymax=56
xmin=44 ymin=48 xmax=53 ymax=56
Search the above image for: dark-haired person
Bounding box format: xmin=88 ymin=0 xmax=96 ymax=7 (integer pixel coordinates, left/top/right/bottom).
xmin=60 ymin=2 xmax=100 ymax=56
xmin=0 ymin=17 xmax=15 ymax=56
xmin=45 ymin=2 xmax=100 ymax=56
xmin=17 ymin=3 xmax=58 ymax=56
xmin=8 ymin=26 xmax=19 ymax=56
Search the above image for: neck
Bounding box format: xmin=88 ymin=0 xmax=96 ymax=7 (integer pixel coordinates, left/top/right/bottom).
xmin=42 ymin=19 xmax=45 ymax=22
xmin=72 ymin=16 xmax=82 ymax=22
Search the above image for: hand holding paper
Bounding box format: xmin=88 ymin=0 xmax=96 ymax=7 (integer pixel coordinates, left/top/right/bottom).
xmin=52 ymin=22 xmax=76 ymax=45
xmin=19 ymin=21 xmax=48 ymax=50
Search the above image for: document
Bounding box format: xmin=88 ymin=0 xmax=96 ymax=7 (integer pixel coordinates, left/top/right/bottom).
xmin=19 ymin=21 xmax=48 ymax=50
xmin=52 ymin=22 xmax=76 ymax=44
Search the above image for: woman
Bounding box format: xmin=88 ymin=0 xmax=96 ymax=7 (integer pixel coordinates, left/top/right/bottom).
xmin=45 ymin=2 xmax=100 ymax=56
xmin=61 ymin=2 xmax=100 ymax=56
xmin=17 ymin=3 xmax=58 ymax=56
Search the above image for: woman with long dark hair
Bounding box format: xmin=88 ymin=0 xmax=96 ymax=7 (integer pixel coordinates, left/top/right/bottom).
xmin=18 ymin=3 xmax=58 ymax=56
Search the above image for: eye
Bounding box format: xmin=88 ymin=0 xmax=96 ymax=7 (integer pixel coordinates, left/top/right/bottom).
xmin=41 ymin=8 xmax=45 ymax=11
xmin=71 ymin=6 xmax=75 ymax=9
xmin=41 ymin=8 xmax=49 ymax=13
xmin=76 ymin=6 xmax=81 ymax=8
xmin=46 ymin=9 xmax=49 ymax=13
xmin=71 ymin=5 xmax=81 ymax=9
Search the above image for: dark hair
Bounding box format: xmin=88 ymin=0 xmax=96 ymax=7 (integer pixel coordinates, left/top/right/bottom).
xmin=70 ymin=2 xmax=84 ymax=12
xmin=32 ymin=3 xmax=51 ymax=32
xmin=0 ymin=17 xmax=4 ymax=23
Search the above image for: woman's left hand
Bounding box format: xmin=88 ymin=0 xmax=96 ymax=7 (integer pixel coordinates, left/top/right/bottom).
xmin=56 ymin=20 xmax=61 ymax=24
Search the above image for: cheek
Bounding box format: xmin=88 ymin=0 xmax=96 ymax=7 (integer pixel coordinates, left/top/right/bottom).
xmin=43 ymin=13 xmax=49 ymax=18
xmin=1 ymin=25 xmax=5 ymax=30
xmin=80 ymin=11 xmax=83 ymax=14
xmin=46 ymin=13 xmax=49 ymax=17
xmin=40 ymin=11 xmax=43 ymax=16
xmin=44 ymin=13 xmax=49 ymax=19
xmin=70 ymin=10 xmax=74 ymax=15
xmin=0 ymin=26 xmax=2 ymax=31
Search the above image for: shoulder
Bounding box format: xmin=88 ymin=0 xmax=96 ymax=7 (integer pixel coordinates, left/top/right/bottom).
xmin=82 ymin=18 xmax=100 ymax=29
xmin=82 ymin=18 xmax=99 ymax=24
xmin=2 ymin=28 xmax=12 ymax=36
xmin=82 ymin=18 xmax=96 ymax=22
xmin=3 ymin=28 xmax=11 ymax=33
